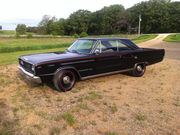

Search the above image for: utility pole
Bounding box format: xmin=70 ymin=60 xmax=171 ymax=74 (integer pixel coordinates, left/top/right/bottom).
xmin=138 ymin=15 xmax=141 ymax=35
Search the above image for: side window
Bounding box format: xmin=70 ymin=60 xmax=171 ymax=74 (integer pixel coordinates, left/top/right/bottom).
xmin=118 ymin=41 xmax=133 ymax=51
xmin=96 ymin=40 xmax=118 ymax=53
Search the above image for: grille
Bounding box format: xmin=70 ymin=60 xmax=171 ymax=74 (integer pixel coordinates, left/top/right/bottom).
xmin=19 ymin=59 xmax=34 ymax=73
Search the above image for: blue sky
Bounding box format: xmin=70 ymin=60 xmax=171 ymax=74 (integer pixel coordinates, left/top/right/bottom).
xmin=0 ymin=0 xmax=178 ymax=30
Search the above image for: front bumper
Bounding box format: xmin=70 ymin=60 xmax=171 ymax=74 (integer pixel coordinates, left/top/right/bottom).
xmin=18 ymin=66 xmax=42 ymax=83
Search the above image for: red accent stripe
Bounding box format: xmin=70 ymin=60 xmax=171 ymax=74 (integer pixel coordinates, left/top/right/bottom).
xmin=37 ymin=49 xmax=163 ymax=66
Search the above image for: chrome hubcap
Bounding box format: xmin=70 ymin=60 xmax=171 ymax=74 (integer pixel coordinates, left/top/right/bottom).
xmin=137 ymin=65 xmax=143 ymax=72
xmin=63 ymin=76 xmax=70 ymax=84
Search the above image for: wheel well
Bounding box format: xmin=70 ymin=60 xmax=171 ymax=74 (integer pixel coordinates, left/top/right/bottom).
xmin=55 ymin=67 xmax=81 ymax=81
xmin=134 ymin=62 xmax=147 ymax=67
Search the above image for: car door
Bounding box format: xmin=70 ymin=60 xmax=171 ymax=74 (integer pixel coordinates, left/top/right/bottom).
xmin=93 ymin=40 xmax=122 ymax=74
xmin=118 ymin=40 xmax=136 ymax=70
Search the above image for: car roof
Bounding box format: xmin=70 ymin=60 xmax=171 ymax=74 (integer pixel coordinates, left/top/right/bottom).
xmin=78 ymin=37 xmax=140 ymax=49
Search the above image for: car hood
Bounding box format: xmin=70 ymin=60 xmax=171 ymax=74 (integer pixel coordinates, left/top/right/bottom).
xmin=19 ymin=51 xmax=86 ymax=65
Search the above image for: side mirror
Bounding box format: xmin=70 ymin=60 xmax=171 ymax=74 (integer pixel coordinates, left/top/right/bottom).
xmin=94 ymin=49 xmax=100 ymax=55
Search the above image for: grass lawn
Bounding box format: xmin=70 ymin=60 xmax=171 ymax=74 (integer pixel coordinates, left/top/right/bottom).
xmin=0 ymin=34 xmax=157 ymax=66
xmin=132 ymin=34 xmax=158 ymax=44
xmin=163 ymin=34 xmax=180 ymax=42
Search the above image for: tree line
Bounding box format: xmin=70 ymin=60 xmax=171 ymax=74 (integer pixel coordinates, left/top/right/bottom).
xmin=16 ymin=0 xmax=180 ymax=35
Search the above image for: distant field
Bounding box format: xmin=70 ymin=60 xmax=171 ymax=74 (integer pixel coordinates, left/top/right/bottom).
xmin=0 ymin=38 xmax=75 ymax=53
xmin=163 ymin=34 xmax=180 ymax=42
xmin=0 ymin=30 xmax=16 ymax=35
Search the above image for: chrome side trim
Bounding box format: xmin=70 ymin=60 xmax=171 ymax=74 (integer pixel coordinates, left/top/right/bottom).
xmin=38 ymin=73 xmax=55 ymax=76
xmin=78 ymin=68 xmax=93 ymax=72
xmin=81 ymin=68 xmax=133 ymax=80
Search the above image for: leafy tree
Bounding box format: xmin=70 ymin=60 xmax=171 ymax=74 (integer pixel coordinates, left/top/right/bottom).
xmin=38 ymin=1 xmax=180 ymax=35
xmin=51 ymin=19 xmax=65 ymax=35
xmin=16 ymin=24 xmax=26 ymax=34
xmin=128 ymin=0 xmax=172 ymax=33
xmin=88 ymin=4 xmax=126 ymax=35
xmin=67 ymin=10 xmax=91 ymax=35
xmin=168 ymin=2 xmax=180 ymax=32
xmin=38 ymin=15 xmax=54 ymax=34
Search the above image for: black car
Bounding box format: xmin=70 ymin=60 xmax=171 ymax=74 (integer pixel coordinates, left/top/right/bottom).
xmin=18 ymin=38 xmax=165 ymax=91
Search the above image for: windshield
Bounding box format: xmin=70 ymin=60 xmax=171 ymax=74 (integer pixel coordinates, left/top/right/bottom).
xmin=67 ymin=40 xmax=96 ymax=54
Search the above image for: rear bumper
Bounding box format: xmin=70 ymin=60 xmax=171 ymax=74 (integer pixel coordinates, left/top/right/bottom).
xmin=18 ymin=66 xmax=42 ymax=83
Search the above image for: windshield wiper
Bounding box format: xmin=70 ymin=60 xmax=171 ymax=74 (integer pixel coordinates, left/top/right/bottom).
xmin=66 ymin=49 xmax=71 ymax=52
xmin=71 ymin=50 xmax=80 ymax=54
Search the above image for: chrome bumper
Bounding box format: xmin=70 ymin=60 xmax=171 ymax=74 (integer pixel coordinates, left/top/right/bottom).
xmin=18 ymin=66 xmax=42 ymax=83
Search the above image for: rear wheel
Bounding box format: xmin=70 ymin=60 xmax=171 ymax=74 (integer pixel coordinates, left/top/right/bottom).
xmin=132 ymin=63 xmax=146 ymax=77
xmin=53 ymin=70 xmax=76 ymax=92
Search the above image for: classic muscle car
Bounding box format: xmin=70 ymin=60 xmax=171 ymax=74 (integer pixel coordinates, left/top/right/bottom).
xmin=18 ymin=38 xmax=165 ymax=91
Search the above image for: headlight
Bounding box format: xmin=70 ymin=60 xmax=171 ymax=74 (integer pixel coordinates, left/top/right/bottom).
xmin=20 ymin=60 xmax=24 ymax=65
xmin=32 ymin=65 xmax=35 ymax=71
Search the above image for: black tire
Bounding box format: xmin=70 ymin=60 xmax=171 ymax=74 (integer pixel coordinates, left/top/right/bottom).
xmin=53 ymin=70 xmax=76 ymax=92
xmin=132 ymin=63 xmax=146 ymax=77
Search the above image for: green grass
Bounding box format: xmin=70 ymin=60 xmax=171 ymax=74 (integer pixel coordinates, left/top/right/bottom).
xmin=111 ymin=103 xmax=118 ymax=113
xmin=132 ymin=34 xmax=157 ymax=44
xmin=0 ymin=38 xmax=73 ymax=53
xmin=163 ymin=34 xmax=180 ymax=42
xmin=62 ymin=113 xmax=76 ymax=126
xmin=0 ymin=30 xmax=16 ymax=35
xmin=106 ymin=132 xmax=118 ymax=135
xmin=136 ymin=112 xmax=147 ymax=121
xmin=0 ymin=47 xmax=67 ymax=66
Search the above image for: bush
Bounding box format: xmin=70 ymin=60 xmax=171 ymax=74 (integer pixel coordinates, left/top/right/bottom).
xmin=80 ymin=32 xmax=88 ymax=37
xmin=27 ymin=33 xmax=33 ymax=38
xmin=73 ymin=33 xmax=79 ymax=38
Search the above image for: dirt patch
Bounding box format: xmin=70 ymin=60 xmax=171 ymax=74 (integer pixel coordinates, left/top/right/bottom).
xmin=0 ymin=57 xmax=180 ymax=135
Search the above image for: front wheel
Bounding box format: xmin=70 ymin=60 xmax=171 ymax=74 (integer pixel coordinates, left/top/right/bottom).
xmin=132 ymin=63 xmax=146 ymax=77
xmin=53 ymin=70 xmax=76 ymax=92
